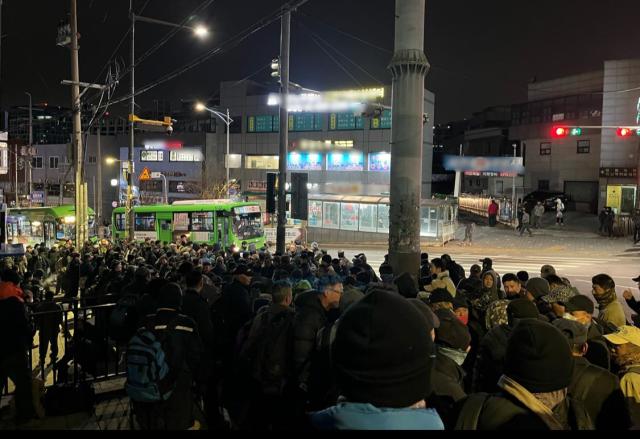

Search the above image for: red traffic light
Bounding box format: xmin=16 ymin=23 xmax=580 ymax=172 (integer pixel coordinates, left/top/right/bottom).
xmin=616 ymin=127 xmax=634 ymax=137
xmin=552 ymin=126 xmax=568 ymax=138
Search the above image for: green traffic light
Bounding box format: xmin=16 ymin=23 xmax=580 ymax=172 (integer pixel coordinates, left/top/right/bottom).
xmin=570 ymin=128 xmax=582 ymax=136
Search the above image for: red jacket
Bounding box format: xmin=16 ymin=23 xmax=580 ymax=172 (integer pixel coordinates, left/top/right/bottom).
xmin=0 ymin=281 xmax=24 ymax=302
xmin=488 ymin=203 xmax=499 ymax=216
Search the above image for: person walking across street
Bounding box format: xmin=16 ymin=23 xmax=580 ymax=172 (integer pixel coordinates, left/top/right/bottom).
xmin=555 ymin=198 xmax=565 ymax=226
xmin=533 ymin=201 xmax=545 ymax=229
xmin=519 ymin=210 xmax=532 ymax=237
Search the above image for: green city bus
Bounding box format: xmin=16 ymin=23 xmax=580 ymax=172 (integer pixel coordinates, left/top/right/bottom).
xmin=111 ymin=200 xmax=266 ymax=250
xmin=6 ymin=205 xmax=96 ymax=247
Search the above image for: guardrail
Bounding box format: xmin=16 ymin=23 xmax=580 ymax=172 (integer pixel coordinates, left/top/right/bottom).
xmin=2 ymin=295 xmax=125 ymax=397
xmin=458 ymin=195 xmax=516 ymax=227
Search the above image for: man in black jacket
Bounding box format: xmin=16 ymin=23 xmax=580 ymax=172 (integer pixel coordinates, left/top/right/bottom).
xmin=552 ymin=318 xmax=630 ymax=430
xmin=35 ymin=290 xmax=63 ymax=369
xmin=131 ymin=283 xmax=205 ymax=430
xmin=220 ymin=265 xmax=253 ymax=347
xmin=564 ymin=295 xmax=611 ymax=370
xmin=429 ymin=308 xmax=471 ymax=429
xmin=293 ymin=275 xmax=342 ymax=404
xmin=0 ymin=269 xmax=36 ymax=424
xmin=472 ymin=299 xmax=539 ymax=393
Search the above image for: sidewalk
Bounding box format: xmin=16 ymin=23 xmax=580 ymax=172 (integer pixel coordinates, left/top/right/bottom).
xmin=322 ymin=212 xmax=637 ymax=257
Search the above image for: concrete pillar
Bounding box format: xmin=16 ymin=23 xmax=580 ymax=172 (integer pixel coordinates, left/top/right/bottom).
xmin=388 ymin=0 xmax=430 ymax=277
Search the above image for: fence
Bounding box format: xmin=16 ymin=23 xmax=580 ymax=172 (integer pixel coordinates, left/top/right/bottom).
xmin=458 ymin=194 xmax=516 ymax=226
xmin=2 ymin=295 xmax=124 ymax=397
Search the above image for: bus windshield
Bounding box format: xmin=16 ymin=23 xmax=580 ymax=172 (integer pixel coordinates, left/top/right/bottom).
xmin=233 ymin=213 xmax=263 ymax=240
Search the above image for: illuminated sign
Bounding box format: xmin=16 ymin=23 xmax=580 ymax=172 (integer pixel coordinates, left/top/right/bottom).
xmin=368 ymin=152 xmax=391 ymax=172
xmin=288 ymin=152 xmax=323 ymax=171
xmin=600 ymin=167 xmax=637 ymax=178
xmin=268 ymin=87 xmax=384 ymax=113
xmin=169 ymin=149 xmax=203 ymax=162
xmin=140 ymin=150 xmax=164 ymax=162
xmin=327 ymin=151 xmax=364 ymax=171
xmin=233 ymin=205 xmax=261 ymax=215
xmin=143 ymin=140 xmax=183 ymax=150
xmin=444 ymin=156 xmax=524 ymax=173
xmin=247 ymin=180 xmax=267 ymax=192
xmin=291 ymin=139 xmax=354 ymax=151
xmin=464 ymin=171 xmax=517 ymax=177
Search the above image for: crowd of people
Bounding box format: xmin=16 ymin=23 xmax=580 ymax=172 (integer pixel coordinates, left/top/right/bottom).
xmin=1 ymin=237 xmax=640 ymax=430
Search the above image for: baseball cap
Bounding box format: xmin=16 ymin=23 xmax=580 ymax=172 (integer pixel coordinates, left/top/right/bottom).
xmin=553 ymin=318 xmax=588 ymax=345
xmin=479 ymin=257 xmax=492 ymax=265
xmin=604 ymin=325 xmax=640 ymax=348
xmin=632 ymin=275 xmax=640 ymax=282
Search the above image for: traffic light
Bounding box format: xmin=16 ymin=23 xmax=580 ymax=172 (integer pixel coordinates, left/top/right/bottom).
xmin=551 ymin=126 xmax=568 ymax=138
xmin=616 ymin=127 xmax=634 ymax=138
xmin=266 ymin=172 xmax=277 ymax=214
xmin=551 ymin=126 xmax=582 ymax=138
xmin=290 ymin=172 xmax=308 ymax=221
xmin=271 ymin=58 xmax=280 ymax=79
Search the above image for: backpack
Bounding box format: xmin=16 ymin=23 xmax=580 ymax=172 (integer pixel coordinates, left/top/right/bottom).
xmin=239 ymin=308 xmax=295 ymax=395
xmin=454 ymin=392 xmax=490 ymax=430
xmin=125 ymin=318 xmax=179 ymax=403
xmin=109 ymin=293 xmax=139 ymax=343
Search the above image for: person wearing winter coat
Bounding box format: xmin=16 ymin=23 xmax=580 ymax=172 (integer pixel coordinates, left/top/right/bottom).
xmin=424 ymin=258 xmax=457 ymax=298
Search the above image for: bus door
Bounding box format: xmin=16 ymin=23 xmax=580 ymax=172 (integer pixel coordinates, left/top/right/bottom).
xmin=156 ymin=212 xmax=173 ymax=243
xmin=216 ymin=212 xmax=230 ymax=248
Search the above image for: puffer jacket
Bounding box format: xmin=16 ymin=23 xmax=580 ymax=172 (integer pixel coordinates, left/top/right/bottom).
xmin=293 ymin=290 xmax=329 ymax=389
xmin=425 ymin=271 xmax=457 ymax=297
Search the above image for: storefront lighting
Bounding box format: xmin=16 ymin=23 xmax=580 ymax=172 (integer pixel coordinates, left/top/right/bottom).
xmin=64 ymin=216 xmax=76 ymax=224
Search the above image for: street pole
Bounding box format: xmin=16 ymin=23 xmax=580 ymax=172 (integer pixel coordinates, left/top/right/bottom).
xmin=276 ymin=9 xmax=290 ymax=255
xmin=388 ymin=0 xmax=429 ymax=278
xmin=25 ymin=92 xmax=33 ymax=205
xmin=70 ymin=0 xmax=85 ymax=246
xmin=161 ymin=174 xmax=168 ymax=204
xmin=226 ymin=108 xmax=230 ymax=198
xmin=96 ymin=121 xmax=102 ymax=223
xmin=453 ymin=143 xmax=462 ymax=197
xmin=512 ymin=143 xmax=516 ymax=224
xmin=127 ymin=2 xmax=136 ymax=240
xmin=13 ymin=144 xmax=17 ymax=205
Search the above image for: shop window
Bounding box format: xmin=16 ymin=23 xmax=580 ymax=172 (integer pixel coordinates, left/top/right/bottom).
xmin=245 ymin=155 xmax=278 ymax=169
xmin=308 ymin=200 xmax=322 ymax=227
xmin=358 ymin=204 xmax=378 ymax=232
xmin=377 ymin=204 xmax=390 ymax=233
xmin=323 ymin=202 xmax=340 ymax=229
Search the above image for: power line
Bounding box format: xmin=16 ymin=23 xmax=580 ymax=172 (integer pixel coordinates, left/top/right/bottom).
xmin=307 ymin=32 xmax=362 ymax=87
xmin=103 ymin=0 xmax=311 ymax=108
xmin=298 ymin=21 xmax=384 ymax=85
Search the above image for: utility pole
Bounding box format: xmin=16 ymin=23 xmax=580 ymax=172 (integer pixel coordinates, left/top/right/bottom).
xmin=512 ymin=142 xmax=517 ymax=224
xmin=127 ymin=0 xmax=136 ymax=240
xmin=25 ymin=92 xmax=33 ymax=204
xmin=70 ymin=0 xmax=86 ymax=247
xmin=276 ymin=9 xmax=290 ymax=255
xmin=96 ymin=121 xmax=102 ymax=224
xmin=388 ymin=0 xmax=429 ymax=278
xmin=453 ymin=143 xmax=462 ymax=197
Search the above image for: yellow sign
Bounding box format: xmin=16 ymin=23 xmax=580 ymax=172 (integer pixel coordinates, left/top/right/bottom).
xmin=607 ymin=185 xmax=622 ymax=211
xmin=139 ymin=167 xmax=152 ymax=182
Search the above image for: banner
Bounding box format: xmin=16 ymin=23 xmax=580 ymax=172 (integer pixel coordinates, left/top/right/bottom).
xmin=443 ymin=156 xmax=524 ymax=173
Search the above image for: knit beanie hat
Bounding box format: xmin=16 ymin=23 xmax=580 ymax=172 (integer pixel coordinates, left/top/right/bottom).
xmin=565 ymin=295 xmax=595 ymax=314
xmin=434 ymin=308 xmax=471 ymax=350
xmin=408 ymin=298 xmax=441 ymax=333
xmin=525 ymin=277 xmax=550 ymax=300
xmin=429 ymin=288 xmax=455 ymax=305
xmin=157 ymin=282 xmax=183 ymax=310
xmin=504 ymin=319 xmax=574 ymax=392
xmin=506 ymin=298 xmax=539 ymax=326
xmin=332 ymin=289 xmax=436 ymax=408
xmin=394 ymin=272 xmax=419 ymax=299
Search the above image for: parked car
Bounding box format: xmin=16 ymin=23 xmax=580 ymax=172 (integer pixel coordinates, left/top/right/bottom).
xmin=522 ymin=191 xmax=570 ymax=211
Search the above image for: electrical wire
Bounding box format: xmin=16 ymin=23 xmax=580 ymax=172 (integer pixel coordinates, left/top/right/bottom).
xmin=298 ymin=21 xmax=384 ymax=85
xmin=307 ymin=32 xmax=362 ymax=87
xmin=102 ymin=0 xmax=311 ymax=109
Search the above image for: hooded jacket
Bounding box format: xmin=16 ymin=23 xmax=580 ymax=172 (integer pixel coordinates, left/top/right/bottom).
xmin=425 ymin=271 xmax=457 ymax=297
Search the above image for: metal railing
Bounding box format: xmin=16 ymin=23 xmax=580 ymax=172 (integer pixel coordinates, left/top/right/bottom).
xmin=2 ymin=295 xmax=125 ymax=396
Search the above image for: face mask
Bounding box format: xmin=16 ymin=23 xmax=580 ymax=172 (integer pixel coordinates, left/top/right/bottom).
xmin=456 ymin=313 xmax=469 ymax=326
xmin=438 ymin=346 xmax=468 ymax=366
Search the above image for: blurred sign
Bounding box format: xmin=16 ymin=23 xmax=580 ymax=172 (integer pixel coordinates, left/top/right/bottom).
xmin=151 ymin=172 xmax=162 ymax=179
xmin=600 ymin=167 xmax=637 ymax=178
xmin=139 ymin=167 xmax=151 ymax=181
xmin=30 ymin=191 xmax=44 ymax=204
xmin=0 ymin=141 xmax=7 ymax=175
xmin=443 ymin=156 xmax=524 ymax=173
xmin=0 ymin=243 xmax=25 ymax=256
xmin=247 ymin=180 xmax=267 ymax=192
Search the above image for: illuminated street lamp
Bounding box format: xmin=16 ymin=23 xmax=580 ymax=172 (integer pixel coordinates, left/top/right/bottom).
xmin=195 ymin=102 xmax=233 ymax=197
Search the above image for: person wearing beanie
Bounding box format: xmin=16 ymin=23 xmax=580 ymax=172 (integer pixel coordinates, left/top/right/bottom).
xmin=564 ymin=295 xmax=611 ymax=370
xmin=293 ymin=275 xmax=343 ymax=405
xmin=517 ymin=270 xmax=529 ymax=284
xmin=553 ymin=319 xmax=630 ymax=430
xmin=452 ymin=296 xmax=469 ymax=326
xmin=540 ymin=264 xmax=557 ymax=279
xmin=456 ymin=319 xmax=593 ymax=430
xmin=592 ymin=274 xmax=627 ymax=329
xmin=408 ymin=298 xmax=440 ymax=339
xmin=472 ymin=299 xmax=539 ymax=393
xmin=310 ymin=289 xmax=444 ymax=430
xmin=428 ymin=288 xmax=455 ymax=312
xmin=429 ymin=308 xmax=471 ymax=429
xmin=604 ymin=325 xmax=640 ymax=425
xmin=394 ymin=272 xmax=420 ymax=299
xmin=132 ymin=282 xmax=205 ymax=430
xmin=424 ymin=258 xmax=457 ymax=298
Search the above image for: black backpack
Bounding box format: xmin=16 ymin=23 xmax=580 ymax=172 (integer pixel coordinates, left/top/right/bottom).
xmin=238 ymin=308 xmax=294 ymax=396
xmin=109 ymin=293 xmax=139 ymax=343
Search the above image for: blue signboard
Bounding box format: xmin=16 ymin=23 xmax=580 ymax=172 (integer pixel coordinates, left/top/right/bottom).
xmin=288 ymin=152 xmax=323 ymax=171
xmin=368 ymin=152 xmax=391 ymax=172
xmin=327 ymin=151 xmax=364 ymax=171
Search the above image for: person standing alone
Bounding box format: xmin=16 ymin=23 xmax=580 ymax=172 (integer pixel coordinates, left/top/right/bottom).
xmin=488 ymin=200 xmax=499 ymax=227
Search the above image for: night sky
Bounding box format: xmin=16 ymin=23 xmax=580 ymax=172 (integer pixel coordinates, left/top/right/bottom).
xmin=2 ymin=0 xmax=640 ymax=124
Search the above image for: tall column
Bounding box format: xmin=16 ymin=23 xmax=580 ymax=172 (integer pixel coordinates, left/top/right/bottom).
xmin=276 ymin=10 xmax=290 ymax=254
xmin=388 ymin=0 xmax=430 ymax=277
xmin=70 ymin=0 xmax=86 ymax=245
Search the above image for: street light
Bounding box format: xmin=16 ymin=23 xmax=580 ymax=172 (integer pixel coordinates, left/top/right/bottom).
xmin=105 ymin=157 xmax=119 ymax=165
xmin=193 ymin=24 xmax=209 ymax=38
xmin=110 ymin=179 xmax=118 ymax=187
xmin=195 ymin=102 xmax=233 ymax=197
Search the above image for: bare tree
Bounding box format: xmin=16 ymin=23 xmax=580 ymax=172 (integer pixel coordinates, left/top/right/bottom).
xmin=201 ymin=179 xmax=239 ymax=199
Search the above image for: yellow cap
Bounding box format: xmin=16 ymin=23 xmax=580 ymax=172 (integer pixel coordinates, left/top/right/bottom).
xmin=604 ymin=325 xmax=640 ymax=347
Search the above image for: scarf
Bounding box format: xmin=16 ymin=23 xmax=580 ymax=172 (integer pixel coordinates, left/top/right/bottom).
xmin=497 ymin=375 xmax=566 ymax=430
xmin=594 ymin=288 xmax=617 ymax=310
xmin=438 ymin=345 xmax=468 ymax=366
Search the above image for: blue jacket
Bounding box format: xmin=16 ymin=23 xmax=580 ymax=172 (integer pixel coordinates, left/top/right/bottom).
xmin=310 ymin=402 xmax=444 ymax=430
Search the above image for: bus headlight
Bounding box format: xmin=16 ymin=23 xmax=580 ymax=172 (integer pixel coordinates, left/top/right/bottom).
xmin=64 ymin=216 xmax=76 ymax=224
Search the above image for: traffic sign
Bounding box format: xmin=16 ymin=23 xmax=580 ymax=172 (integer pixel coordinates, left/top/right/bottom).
xmin=139 ymin=167 xmax=151 ymax=181
xmin=151 ymin=172 xmax=161 ymax=179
